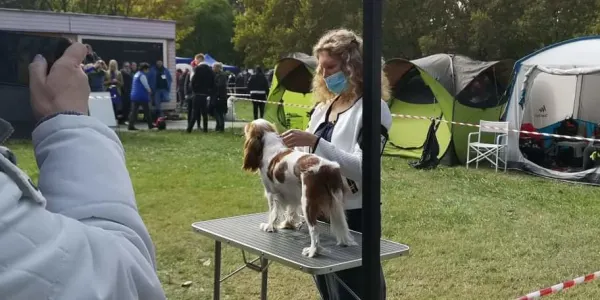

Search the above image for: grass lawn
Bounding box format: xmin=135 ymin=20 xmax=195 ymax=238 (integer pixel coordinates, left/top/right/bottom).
xmin=7 ymin=129 xmax=600 ymax=299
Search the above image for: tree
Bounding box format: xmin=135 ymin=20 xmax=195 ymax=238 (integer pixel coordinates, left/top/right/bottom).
xmin=177 ymin=0 xmax=241 ymax=65
xmin=233 ymin=0 xmax=362 ymax=67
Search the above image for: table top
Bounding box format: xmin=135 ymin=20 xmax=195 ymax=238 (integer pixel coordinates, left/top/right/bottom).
xmin=192 ymin=213 xmax=410 ymax=275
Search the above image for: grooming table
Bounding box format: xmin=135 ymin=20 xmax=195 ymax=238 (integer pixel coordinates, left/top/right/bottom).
xmin=192 ymin=213 xmax=410 ymax=300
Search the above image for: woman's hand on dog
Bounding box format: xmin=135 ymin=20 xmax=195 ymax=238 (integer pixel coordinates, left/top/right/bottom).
xmin=281 ymin=129 xmax=318 ymax=148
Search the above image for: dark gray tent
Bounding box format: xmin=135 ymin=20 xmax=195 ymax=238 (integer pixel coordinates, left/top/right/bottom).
xmin=383 ymin=53 xmax=514 ymax=164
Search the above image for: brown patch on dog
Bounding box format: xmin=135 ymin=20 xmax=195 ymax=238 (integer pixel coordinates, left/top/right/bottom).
xmin=293 ymin=154 xmax=320 ymax=178
xmin=242 ymin=121 xmax=277 ymax=172
xmin=302 ymin=164 xmax=344 ymax=226
xmin=274 ymin=163 xmax=288 ymax=182
xmin=267 ymin=149 xmax=293 ymax=182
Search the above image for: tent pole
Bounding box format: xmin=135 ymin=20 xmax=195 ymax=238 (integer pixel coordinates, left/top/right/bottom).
xmin=362 ymin=0 xmax=383 ymax=299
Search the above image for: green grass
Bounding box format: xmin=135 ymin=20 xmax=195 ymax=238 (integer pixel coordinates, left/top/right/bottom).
xmin=233 ymin=100 xmax=255 ymax=121
xmin=7 ymin=130 xmax=600 ymax=299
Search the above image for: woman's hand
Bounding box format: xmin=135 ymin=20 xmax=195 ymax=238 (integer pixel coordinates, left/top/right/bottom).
xmin=281 ymin=129 xmax=318 ymax=148
xmin=29 ymin=42 xmax=90 ymax=120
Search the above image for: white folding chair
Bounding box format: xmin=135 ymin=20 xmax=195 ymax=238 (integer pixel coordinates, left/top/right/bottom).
xmin=466 ymin=120 xmax=509 ymax=172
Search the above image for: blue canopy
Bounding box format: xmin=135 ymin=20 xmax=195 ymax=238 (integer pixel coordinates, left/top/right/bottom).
xmin=176 ymin=54 xmax=239 ymax=73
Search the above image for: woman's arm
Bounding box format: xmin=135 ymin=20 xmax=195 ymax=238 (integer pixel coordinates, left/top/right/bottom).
xmin=313 ymin=100 xmax=392 ymax=182
xmin=140 ymin=74 xmax=151 ymax=93
xmin=313 ymin=139 xmax=363 ymax=182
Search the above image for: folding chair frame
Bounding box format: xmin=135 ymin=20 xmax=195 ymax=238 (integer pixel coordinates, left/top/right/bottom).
xmin=466 ymin=121 xmax=509 ymax=172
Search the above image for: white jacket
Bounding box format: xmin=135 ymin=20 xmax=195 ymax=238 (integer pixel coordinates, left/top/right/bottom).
xmin=0 ymin=115 xmax=165 ymax=300
xmin=302 ymin=98 xmax=392 ymax=210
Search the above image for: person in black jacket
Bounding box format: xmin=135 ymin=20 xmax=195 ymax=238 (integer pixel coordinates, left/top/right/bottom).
xmin=212 ymin=62 xmax=229 ymax=132
xmin=120 ymin=61 xmax=133 ymax=125
xmin=247 ymin=66 xmax=270 ymax=120
xmin=188 ymin=54 xmax=216 ymax=133
xmin=182 ymin=68 xmax=194 ymax=125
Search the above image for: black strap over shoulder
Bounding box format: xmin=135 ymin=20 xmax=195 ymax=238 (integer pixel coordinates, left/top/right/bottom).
xmin=357 ymin=125 xmax=389 ymax=155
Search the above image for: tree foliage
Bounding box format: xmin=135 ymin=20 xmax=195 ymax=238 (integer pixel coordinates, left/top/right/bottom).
xmin=3 ymin=0 xmax=600 ymax=68
xmin=232 ymin=0 xmax=600 ymax=66
xmin=176 ymin=0 xmax=241 ymax=65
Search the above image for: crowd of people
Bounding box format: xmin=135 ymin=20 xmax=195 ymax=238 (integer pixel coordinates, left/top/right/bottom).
xmin=80 ymin=44 xmax=173 ymax=130
xmin=79 ymin=44 xmax=273 ymax=132
xmin=174 ymin=54 xmax=271 ymax=132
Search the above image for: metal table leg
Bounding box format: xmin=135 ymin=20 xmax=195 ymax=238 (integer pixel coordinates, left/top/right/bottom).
xmin=214 ymin=241 xmax=222 ymax=300
xmin=260 ymin=257 xmax=268 ymax=300
xmin=333 ymin=273 xmax=361 ymax=300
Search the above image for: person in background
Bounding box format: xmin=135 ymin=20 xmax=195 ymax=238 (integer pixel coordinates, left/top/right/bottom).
xmin=175 ymin=68 xmax=183 ymax=104
xmin=105 ymin=60 xmax=124 ymax=123
xmin=212 ymin=62 xmax=228 ymax=132
xmin=83 ymin=44 xmax=101 ymax=65
xmin=188 ymin=54 xmax=215 ymax=133
xmin=99 ymin=60 xmax=108 ymax=71
xmin=120 ymin=61 xmax=133 ymax=126
xmin=128 ymin=63 xmax=154 ymax=131
xmin=246 ymin=66 xmax=270 ymax=120
xmin=131 ymin=62 xmax=138 ymax=73
xmin=235 ymin=71 xmax=246 ymax=95
xmin=281 ymin=28 xmax=392 ymax=300
xmin=85 ymin=60 xmax=106 ymax=92
xmin=183 ymin=68 xmax=194 ymax=122
xmin=177 ymin=69 xmax=188 ymax=109
xmin=0 ymin=41 xmax=166 ymax=299
xmin=184 ymin=57 xmax=200 ymax=128
xmin=148 ymin=60 xmax=172 ymax=120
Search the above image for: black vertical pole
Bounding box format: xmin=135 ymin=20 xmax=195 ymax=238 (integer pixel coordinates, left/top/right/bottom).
xmin=362 ymin=0 xmax=383 ymax=299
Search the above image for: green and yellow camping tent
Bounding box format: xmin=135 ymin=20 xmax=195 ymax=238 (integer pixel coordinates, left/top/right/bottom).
xmin=383 ymin=54 xmax=514 ymax=164
xmin=263 ymin=53 xmax=317 ymax=132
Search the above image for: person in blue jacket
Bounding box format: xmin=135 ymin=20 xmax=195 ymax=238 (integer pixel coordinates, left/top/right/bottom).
xmin=148 ymin=60 xmax=172 ymax=119
xmin=0 ymin=42 xmax=166 ymax=299
xmin=129 ymin=63 xmax=155 ymax=130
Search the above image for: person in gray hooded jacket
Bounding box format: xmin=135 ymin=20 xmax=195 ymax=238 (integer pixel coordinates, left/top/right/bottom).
xmin=0 ymin=42 xmax=166 ymax=299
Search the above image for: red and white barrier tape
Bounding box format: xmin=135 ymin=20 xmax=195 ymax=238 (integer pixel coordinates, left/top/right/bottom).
xmin=228 ymin=95 xmax=600 ymax=143
xmin=516 ymin=271 xmax=600 ymax=299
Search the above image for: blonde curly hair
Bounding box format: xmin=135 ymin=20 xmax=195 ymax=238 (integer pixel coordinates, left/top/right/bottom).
xmin=311 ymin=28 xmax=390 ymax=104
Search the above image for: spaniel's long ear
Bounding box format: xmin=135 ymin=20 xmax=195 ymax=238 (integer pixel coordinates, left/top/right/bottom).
xmin=242 ymin=133 xmax=263 ymax=172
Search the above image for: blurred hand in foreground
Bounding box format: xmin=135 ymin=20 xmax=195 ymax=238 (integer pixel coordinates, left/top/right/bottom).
xmin=29 ymin=42 xmax=90 ymax=121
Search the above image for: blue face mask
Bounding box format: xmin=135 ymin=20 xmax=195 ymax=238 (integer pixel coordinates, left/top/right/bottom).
xmin=324 ymin=71 xmax=348 ymax=95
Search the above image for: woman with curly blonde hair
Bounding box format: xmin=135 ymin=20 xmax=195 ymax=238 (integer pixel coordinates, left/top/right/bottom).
xmin=281 ymin=28 xmax=391 ymax=299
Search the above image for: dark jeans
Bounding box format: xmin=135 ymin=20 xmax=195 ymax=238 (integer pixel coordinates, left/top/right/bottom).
xmin=314 ymin=208 xmax=387 ymax=300
xmin=112 ymin=102 xmax=119 ymax=121
xmin=121 ymin=92 xmax=131 ymax=124
xmin=214 ymin=111 xmax=225 ymax=131
xmin=128 ymin=101 xmax=153 ymax=129
xmin=187 ymin=94 xmax=209 ymax=132
xmin=251 ymin=93 xmax=266 ymax=120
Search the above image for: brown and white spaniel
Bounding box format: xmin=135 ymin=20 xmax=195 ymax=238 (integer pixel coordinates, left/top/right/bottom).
xmin=242 ymin=119 xmax=356 ymax=257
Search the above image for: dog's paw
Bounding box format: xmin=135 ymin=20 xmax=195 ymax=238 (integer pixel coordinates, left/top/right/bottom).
xmin=302 ymin=246 xmax=318 ymax=258
xmin=277 ymin=220 xmax=296 ymax=230
xmin=259 ymin=223 xmax=276 ymax=232
xmin=293 ymin=221 xmax=304 ymax=230
xmin=337 ymin=235 xmax=358 ymax=247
